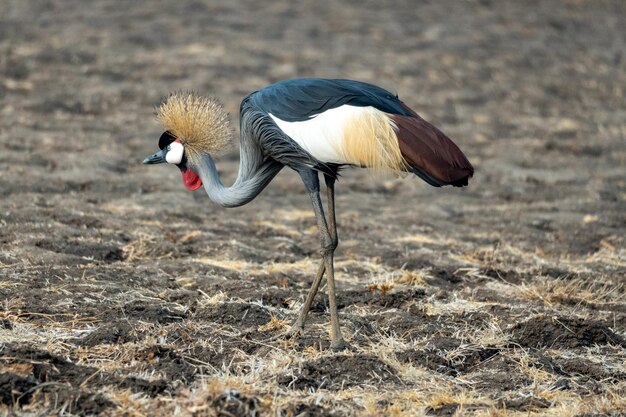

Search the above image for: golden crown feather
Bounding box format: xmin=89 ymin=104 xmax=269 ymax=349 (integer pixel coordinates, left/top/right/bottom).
xmin=156 ymin=91 xmax=234 ymax=163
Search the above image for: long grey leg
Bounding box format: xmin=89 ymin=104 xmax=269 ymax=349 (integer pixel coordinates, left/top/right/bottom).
xmin=288 ymin=174 xmax=338 ymax=334
xmin=288 ymin=259 xmax=325 ymax=333
xmin=320 ymin=175 xmax=344 ymax=350
xmin=297 ymin=170 xmax=345 ymax=350
xmin=324 ymin=174 xmax=339 ymax=251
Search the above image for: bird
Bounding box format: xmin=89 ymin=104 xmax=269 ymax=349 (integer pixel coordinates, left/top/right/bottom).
xmin=143 ymin=78 xmax=474 ymax=350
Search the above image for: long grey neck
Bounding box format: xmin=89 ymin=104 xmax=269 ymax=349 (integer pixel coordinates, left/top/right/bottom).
xmin=192 ymin=152 xmax=283 ymax=208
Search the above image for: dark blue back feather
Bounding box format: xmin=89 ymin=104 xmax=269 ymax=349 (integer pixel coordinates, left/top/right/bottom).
xmin=245 ymin=78 xmax=412 ymax=121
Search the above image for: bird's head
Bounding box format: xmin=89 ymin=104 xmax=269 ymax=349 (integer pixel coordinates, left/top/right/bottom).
xmin=142 ymin=91 xmax=234 ymax=190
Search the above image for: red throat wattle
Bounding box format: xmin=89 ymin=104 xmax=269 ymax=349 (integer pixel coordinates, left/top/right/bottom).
xmin=182 ymin=169 xmax=203 ymax=190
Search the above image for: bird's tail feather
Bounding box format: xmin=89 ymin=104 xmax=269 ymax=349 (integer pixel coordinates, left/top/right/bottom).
xmin=390 ymin=111 xmax=474 ymax=187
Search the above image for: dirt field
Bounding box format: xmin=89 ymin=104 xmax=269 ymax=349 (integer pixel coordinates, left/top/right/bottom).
xmin=1 ymin=0 xmax=625 ymax=416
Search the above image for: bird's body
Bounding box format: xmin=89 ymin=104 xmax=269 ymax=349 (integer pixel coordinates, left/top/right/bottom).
xmin=144 ymin=78 xmax=474 ymax=350
xmin=243 ymin=78 xmax=473 ymax=185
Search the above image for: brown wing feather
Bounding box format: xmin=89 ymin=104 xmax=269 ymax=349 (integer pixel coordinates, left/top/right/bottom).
xmin=390 ymin=105 xmax=474 ymax=187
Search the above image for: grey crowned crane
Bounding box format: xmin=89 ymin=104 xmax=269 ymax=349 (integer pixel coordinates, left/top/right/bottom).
xmin=143 ymin=78 xmax=474 ymax=350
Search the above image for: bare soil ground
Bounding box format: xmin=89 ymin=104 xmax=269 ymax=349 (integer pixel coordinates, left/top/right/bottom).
xmin=1 ymin=0 xmax=625 ymax=416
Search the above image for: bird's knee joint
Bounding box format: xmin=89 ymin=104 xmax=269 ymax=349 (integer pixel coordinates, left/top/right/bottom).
xmin=321 ymin=241 xmax=337 ymax=256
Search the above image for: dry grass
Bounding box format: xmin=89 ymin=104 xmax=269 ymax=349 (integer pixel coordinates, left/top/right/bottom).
xmin=122 ymin=232 xmax=174 ymax=261
xmin=2 ymin=230 xmax=625 ymax=416
xmin=519 ymin=276 xmax=624 ymax=307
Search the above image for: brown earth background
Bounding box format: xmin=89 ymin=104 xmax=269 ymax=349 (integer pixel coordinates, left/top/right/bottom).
xmin=1 ymin=0 xmax=625 ymax=416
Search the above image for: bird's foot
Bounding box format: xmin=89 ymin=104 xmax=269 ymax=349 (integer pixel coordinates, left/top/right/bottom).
xmin=330 ymin=337 xmax=348 ymax=352
xmin=283 ymin=322 xmax=305 ymax=339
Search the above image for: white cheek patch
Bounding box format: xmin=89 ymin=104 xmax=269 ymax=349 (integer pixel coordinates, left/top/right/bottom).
xmin=165 ymin=141 xmax=184 ymax=164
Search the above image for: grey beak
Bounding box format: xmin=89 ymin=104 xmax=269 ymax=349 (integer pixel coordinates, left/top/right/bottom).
xmin=143 ymin=148 xmax=167 ymax=164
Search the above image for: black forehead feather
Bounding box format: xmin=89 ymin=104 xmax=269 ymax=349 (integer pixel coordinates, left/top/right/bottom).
xmin=158 ymin=131 xmax=176 ymax=150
